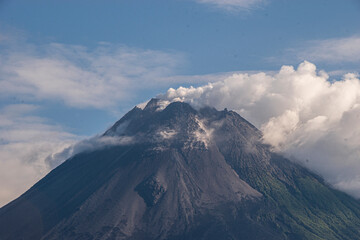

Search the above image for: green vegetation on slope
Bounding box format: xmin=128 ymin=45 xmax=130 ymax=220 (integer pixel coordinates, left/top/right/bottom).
xmin=231 ymin=154 xmax=360 ymax=240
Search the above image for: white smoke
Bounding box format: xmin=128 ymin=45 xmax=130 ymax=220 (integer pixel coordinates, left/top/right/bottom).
xmin=159 ymin=61 xmax=360 ymax=198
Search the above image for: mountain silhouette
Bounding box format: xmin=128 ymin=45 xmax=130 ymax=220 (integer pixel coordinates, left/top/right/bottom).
xmin=1 ymin=99 xmax=360 ymax=240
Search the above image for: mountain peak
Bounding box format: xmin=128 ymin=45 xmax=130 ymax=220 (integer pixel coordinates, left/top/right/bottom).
xmin=2 ymin=101 xmax=360 ymax=240
xmin=143 ymin=98 xmax=161 ymax=111
xmin=105 ymin=100 xmax=260 ymax=152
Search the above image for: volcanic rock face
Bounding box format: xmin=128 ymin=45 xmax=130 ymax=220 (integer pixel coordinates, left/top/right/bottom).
xmin=1 ymin=99 xmax=360 ymax=240
xmin=135 ymin=175 xmax=167 ymax=207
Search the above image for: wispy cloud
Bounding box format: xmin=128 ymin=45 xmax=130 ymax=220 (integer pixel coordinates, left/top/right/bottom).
xmin=286 ymin=36 xmax=360 ymax=64
xmin=0 ymin=42 xmax=184 ymax=109
xmin=0 ymin=104 xmax=79 ymax=207
xmin=194 ymin=0 xmax=266 ymax=11
xmin=46 ymin=135 xmax=135 ymax=170
xmin=0 ymin=103 xmax=138 ymax=207
xmin=0 ymin=31 xmax=188 ymax=207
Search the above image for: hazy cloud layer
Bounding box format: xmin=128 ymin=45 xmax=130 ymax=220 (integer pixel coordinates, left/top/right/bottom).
xmin=0 ymin=103 xmax=134 ymax=207
xmin=0 ymin=42 xmax=184 ymax=109
xmin=160 ymin=61 xmax=360 ymax=198
xmin=286 ymin=36 xmax=360 ymax=64
xmin=195 ymin=0 xmax=265 ymax=11
xmin=0 ymin=104 xmax=78 ymax=207
xmin=0 ymin=36 xmax=187 ymax=207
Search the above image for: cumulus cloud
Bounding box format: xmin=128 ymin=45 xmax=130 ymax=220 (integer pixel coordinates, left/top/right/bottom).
xmin=195 ymin=0 xmax=265 ymax=11
xmin=0 ymin=104 xmax=79 ymax=207
xmin=0 ymin=42 xmax=183 ymax=109
xmin=159 ymin=61 xmax=360 ymax=198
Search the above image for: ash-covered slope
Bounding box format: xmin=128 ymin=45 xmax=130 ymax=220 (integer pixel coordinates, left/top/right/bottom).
xmin=1 ymin=99 xmax=360 ymax=240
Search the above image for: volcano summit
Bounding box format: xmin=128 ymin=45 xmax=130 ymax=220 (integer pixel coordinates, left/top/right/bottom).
xmin=1 ymin=99 xmax=360 ymax=240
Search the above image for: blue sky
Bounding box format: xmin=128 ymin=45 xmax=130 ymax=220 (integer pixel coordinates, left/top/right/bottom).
xmin=1 ymin=0 xmax=360 ymax=134
xmin=1 ymin=0 xmax=360 ymax=206
xmin=2 ymin=0 xmax=360 ymax=75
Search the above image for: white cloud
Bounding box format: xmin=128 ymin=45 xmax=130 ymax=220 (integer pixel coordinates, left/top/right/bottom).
xmin=290 ymin=36 xmax=360 ymax=63
xmin=0 ymin=34 xmax=187 ymax=207
xmin=0 ymin=102 xmax=137 ymax=207
xmin=45 ymin=135 xmax=135 ymax=169
xmin=0 ymin=104 xmax=79 ymax=207
xmin=195 ymin=0 xmax=265 ymax=11
xmin=0 ymin=42 xmax=184 ymax=109
xmin=159 ymin=61 xmax=360 ymax=198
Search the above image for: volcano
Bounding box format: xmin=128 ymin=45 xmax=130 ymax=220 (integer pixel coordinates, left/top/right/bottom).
xmin=1 ymin=99 xmax=360 ymax=240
